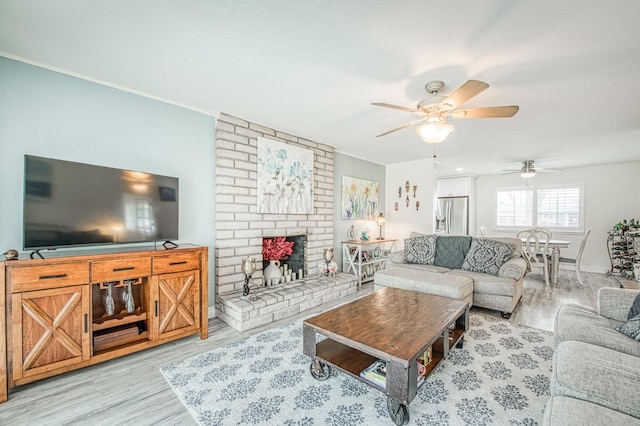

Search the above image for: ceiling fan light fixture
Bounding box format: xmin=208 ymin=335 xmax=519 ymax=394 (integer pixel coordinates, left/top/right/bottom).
xmin=416 ymin=119 xmax=455 ymax=144
xmin=520 ymin=160 xmax=536 ymax=178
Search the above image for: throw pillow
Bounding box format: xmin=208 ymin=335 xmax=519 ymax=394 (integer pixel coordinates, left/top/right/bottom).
xmin=433 ymin=236 xmax=472 ymax=269
xmin=628 ymin=292 xmax=640 ymax=320
xmin=462 ymin=238 xmax=514 ymax=276
xmin=616 ymin=313 xmax=640 ymax=341
xmin=404 ymin=235 xmax=437 ymax=265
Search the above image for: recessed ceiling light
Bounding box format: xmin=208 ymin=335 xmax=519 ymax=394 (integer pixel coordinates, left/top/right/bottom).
xmin=455 ymin=167 xmax=464 ymax=172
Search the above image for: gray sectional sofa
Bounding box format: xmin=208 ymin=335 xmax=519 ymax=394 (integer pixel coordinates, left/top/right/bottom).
xmin=544 ymin=287 xmax=640 ymax=425
xmin=374 ymin=233 xmax=529 ymax=317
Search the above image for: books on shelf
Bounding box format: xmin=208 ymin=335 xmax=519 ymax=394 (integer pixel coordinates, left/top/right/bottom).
xmin=359 ymin=359 xmax=386 ymax=388
xmin=418 ymin=346 xmax=433 ymax=374
xmin=360 ymin=348 xmax=433 ymax=389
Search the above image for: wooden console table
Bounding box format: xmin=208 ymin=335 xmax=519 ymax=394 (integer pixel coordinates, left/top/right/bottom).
xmin=1 ymin=244 xmax=208 ymax=402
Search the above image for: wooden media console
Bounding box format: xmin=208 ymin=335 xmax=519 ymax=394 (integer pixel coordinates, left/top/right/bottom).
xmin=0 ymin=244 xmax=208 ymax=402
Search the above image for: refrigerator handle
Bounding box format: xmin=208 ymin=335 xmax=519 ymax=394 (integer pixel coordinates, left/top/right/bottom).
xmin=445 ymin=200 xmax=451 ymax=234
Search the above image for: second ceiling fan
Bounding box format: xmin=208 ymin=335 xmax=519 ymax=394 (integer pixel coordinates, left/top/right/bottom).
xmin=372 ymin=80 xmax=519 ymax=143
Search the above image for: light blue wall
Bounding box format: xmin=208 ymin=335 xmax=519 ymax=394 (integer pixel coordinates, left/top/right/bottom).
xmin=0 ymin=57 xmax=216 ymax=304
xmin=333 ymin=152 xmax=386 ymax=270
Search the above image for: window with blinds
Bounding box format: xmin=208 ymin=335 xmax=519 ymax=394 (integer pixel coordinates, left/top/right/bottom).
xmin=537 ymin=187 xmax=581 ymax=228
xmin=495 ymin=185 xmax=583 ymax=231
xmin=497 ymin=189 xmax=533 ymax=227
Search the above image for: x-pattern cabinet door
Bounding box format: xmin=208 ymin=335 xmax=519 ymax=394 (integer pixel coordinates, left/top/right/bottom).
xmin=150 ymin=270 xmax=200 ymax=341
xmin=11 ymin=285 xmax=90 ymax=382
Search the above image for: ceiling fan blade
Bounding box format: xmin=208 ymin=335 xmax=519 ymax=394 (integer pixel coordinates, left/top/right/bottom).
xmin=439 ymin=80 xmax=489 ymax=110
xmin=449 ymin=105 xmax=519 ymax=119
xmin=375 ymin=119 xmax=422 ymax=137
xmin=371 ymin=102 xmax=419 ymax=113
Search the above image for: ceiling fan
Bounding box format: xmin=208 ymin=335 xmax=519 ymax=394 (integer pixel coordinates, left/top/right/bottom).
xmin=503 ymin=160 xmax=561 ymax=178
xmin=372 ymin=80 xmax=519 ymax=143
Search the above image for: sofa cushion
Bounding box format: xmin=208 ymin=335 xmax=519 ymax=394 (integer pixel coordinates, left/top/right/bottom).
xmin=447 ymin=270 xmax=518 ymax=297
xmin=374 ymin=267 xmax=473 ymax=304
xmin=433 ymin=236 xmax=472 ymax=269
xmin=543 ymin=396 xmax=640 ymax=426
xmin=391 ymin=262 xmax=451 ymax=273
xmin=616 ymin=313 xmax=640 ymax=340
xmin=551 ymin=341 xmax=640 ymax=419
xmin=461 ymin=238 xmax=513 ymax=275
xmin=404 ymin=235 xmax=437 ymax=265
xmin=554 ymin=302 xmax=640 ymax=357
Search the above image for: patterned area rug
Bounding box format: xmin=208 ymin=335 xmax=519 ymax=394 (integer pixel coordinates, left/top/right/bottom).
xmin=161 ymin=311 xmax=553 ymax=425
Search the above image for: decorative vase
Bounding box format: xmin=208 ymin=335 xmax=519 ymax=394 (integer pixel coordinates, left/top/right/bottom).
xmin=263 ymin=260 xmax=282 ymax=285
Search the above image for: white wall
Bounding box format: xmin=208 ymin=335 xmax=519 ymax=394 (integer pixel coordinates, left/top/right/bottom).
xmin=385 ymin=158 xmax=436 ymax=249
xmin=0 ymin=58 xmax=216 ymax=304
xmin=475 ymin=162 xmax=640 ymax=272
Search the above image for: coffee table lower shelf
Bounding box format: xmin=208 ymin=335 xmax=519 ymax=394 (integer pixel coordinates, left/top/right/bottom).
xmin=304 ymin=324 xmax=465 ymax=425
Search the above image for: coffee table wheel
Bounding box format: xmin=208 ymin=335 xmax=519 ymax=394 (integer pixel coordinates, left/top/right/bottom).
xmin=387 ymin=398 xmax=409 ymax=425
xmin=309 ymin=359 xmax=330 ymax=381
xmin=456 ymin=337 xmax=464 ymax=349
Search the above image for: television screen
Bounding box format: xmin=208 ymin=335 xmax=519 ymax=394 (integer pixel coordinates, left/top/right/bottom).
xmin=23 ymin=155 xmax=179 ymax=250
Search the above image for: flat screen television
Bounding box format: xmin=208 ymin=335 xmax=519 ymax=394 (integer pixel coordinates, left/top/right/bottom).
xmin=23 ymin=155 xmax=179 ymax=251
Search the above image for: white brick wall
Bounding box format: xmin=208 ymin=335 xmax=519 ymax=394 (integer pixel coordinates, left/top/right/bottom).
xmin=214 ymin=113 xmax=335 ymax=297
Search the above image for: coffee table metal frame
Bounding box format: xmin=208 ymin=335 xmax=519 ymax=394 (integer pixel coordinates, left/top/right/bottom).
xmin=303 ymin=288 xmax=469 ymax=425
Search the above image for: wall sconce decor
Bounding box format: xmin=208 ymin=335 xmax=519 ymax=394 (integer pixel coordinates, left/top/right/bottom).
xmin=394 ymin=202 xmax=398 ymax=211
xmin=405 ymin=180 xmax=410 ymax=193
xmin=405 ymin=195 xmax=410 ymax=207
xmin=413 ymin=185 xmax=418 ymax=198
xmin=416 ymin=201 xmax=420 ymax=211
xmin=398 ymin=187 xmax=402 ymax=198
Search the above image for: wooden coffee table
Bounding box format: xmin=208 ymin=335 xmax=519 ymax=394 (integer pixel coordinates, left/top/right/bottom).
xmin=303 ymin=287 xmax=469 ymax=425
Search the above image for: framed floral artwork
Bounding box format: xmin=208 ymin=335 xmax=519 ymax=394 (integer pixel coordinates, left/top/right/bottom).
xmin=257 ymin=137 xmax=314 ymax=214
xmin=341 ymin=176 xmax=379 ymax=219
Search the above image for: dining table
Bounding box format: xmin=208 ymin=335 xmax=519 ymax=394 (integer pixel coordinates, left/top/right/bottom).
xmin=520 ymin=237 xmax=571 ymax=285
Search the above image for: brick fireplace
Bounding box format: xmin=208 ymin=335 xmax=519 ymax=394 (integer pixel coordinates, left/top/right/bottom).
xmin=214 ymin=113 xmax=341 ymax=330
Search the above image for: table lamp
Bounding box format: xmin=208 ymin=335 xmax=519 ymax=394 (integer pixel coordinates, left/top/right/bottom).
xmin=376 ymin=213 xmax=386 ymax=240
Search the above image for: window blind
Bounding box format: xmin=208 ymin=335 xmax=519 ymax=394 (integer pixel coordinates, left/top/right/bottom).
xmin=496 ymin=190 xmax=533 ymax=227
xmin=537 ymin=187 xmax=581 ymax=228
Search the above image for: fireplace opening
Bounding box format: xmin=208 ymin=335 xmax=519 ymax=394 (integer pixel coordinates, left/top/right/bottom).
xmin=263 ymin=235 xmax=307 ymax=279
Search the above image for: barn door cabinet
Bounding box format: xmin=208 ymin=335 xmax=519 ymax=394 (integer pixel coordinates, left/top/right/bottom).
xmin=1 ymin=245 xmax=208 ymax=402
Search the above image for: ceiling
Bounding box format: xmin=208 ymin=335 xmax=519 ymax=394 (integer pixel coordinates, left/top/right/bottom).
xmin=1 ymin=1 xmax=639 ymax=176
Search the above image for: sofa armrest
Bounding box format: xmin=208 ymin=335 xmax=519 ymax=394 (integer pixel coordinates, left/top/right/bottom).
xmin=497 ymin=257 xmax=527 ymax=280
xmin=597 ymin=287 xmax=640 ymax=322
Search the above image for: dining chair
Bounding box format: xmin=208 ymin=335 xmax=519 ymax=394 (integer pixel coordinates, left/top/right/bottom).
xmin=480 ymin=226 xmax=488 ymax=237
xmin=517 ymin=228 xmax=552 ymax=286
xmin=558 ymin=229 xmax=591 ymax=286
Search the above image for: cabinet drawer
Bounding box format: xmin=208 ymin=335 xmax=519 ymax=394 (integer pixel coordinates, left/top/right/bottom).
xmin=153 ymin=252 xmax=200 ymax=274
xmin=9 ymin=262 xmax=90 ymax=292
xmin=91 ymin=257 xmax=151 ymax=282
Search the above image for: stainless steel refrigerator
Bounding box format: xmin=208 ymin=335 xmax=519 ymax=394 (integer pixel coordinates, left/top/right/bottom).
xmin=435 ymin=196 xmax=469 ymax=235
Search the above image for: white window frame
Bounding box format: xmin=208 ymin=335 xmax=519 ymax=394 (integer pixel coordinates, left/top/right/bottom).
xmin=494 ymin=183 xmax=584 ymax=233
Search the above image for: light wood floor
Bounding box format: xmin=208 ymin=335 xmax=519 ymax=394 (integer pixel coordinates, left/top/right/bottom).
xmin=0 ymin=270 xmax=623 ymax=425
